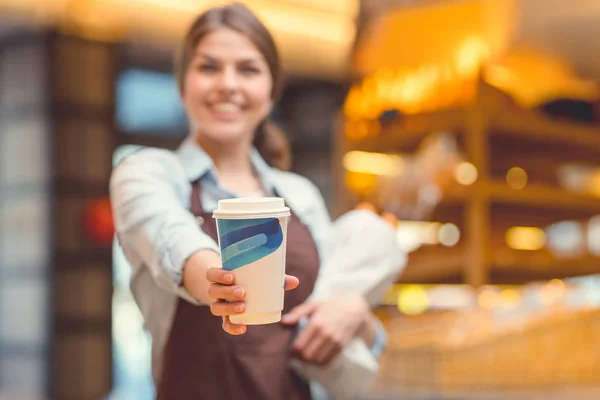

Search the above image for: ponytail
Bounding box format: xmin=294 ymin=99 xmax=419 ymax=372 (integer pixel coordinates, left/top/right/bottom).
xmin=253 ymin=120 xmax=292 ymax=171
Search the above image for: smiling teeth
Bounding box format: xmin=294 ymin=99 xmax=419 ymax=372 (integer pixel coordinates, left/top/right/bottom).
xmin=214 ymin=103 xmax=239 ymax=112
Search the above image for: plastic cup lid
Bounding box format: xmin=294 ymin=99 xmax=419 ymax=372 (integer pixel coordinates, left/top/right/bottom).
xmin=212 ymin=197 xmax=290 ymax=219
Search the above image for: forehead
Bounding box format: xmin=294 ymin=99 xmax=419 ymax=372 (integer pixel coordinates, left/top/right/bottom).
xmin=195 ymin=28 xmax=266 ymax=63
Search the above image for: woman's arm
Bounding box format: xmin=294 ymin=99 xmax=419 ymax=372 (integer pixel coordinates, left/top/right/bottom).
xmin=282 ymin=293 xmax=385 ymax=365
xmin=111 ymin=149 xmax=300 ymax=335
xmin=182 ymin=249 xmax=222 ymax=304
xmin=110 ymin=148 xmax=220 ymax=304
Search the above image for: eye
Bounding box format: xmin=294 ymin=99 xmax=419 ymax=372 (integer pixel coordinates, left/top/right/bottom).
xmin=240 ymin=66 xmax=261 ymax=75
xmin=197 ymin=64 xmax=218 ymax=73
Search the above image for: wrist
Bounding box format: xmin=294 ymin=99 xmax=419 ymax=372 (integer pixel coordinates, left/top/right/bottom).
xmin=355 ymin=296 xmax=375 ymax=345
xmin=182 ymin=249 xmax=221 ymax=304
xmin=360 ymin=318 xmax=377 ymax=347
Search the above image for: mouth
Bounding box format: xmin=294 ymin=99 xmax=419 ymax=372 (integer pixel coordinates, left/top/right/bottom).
xmin=208 ymin=102 xmax=244 ymax=121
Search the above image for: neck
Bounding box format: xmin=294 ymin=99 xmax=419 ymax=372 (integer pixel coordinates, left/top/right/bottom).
xmin=193 ymin=133 xmax=254 ymax=178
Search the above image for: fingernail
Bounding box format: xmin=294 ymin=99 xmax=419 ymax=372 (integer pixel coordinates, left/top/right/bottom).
xmin=224 ymin=273 xmax=233 ymax=283
xmin=234 ymin=287 xmax=244 ymax=298
xmin=234 ymin=303 xmax=245 ymax=313
xmin=237 ymin=326 xmax=246 ymax=334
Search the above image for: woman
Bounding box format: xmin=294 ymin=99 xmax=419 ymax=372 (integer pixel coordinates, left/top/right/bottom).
xmin=110 ymin=4 xmax=384 ymax=399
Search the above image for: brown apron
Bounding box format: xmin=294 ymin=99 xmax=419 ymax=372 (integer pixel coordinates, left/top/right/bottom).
xmin=157 ymin=182 xmax=320 ymax=400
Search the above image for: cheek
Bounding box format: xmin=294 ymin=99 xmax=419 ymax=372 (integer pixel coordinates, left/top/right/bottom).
xmin=257 ymin=94 xmax=272 ymax=118
xmin=182 ymin=73 xmax=209 ymax=103
xmin=249 ymin=82 xmax=273 ymax=117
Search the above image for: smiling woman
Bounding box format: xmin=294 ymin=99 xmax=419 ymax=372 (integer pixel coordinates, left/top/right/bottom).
xmin=179 ymin=29 xmax=274 ymax=149
xmin=109 ymin=3 xmax=384 ymax=400
xmin=173 ymin=3 xmax=282 ymax=175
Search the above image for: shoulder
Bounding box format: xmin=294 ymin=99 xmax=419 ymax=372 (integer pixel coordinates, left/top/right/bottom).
xmin=272 ymin=169 xmax=324 ymax=205
xmin=110 ymin=147 xmax=190 ymax=198
xmin=272 ymin=169 xmax=330 ymax=219
xmin=273 ymin=169 xmax=320 ymax=193
xmin=111 ymin=147 xmax=186 ymax=180
xmin=114 ymin=147 xmax=181 ymax=170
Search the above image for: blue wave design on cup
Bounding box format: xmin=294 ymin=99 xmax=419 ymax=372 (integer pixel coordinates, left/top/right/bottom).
xmin=217 ymin=218 xmax=283 ymax=271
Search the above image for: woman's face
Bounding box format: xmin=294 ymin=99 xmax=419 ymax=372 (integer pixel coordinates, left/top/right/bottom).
xmin=182 ymin=28 xmax=273 ymax=146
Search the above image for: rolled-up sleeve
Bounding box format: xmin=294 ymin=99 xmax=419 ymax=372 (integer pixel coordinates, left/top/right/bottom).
xmin=109 ymin=148 xmax=219 ymax=304
xmin=298 ymin=180 xmax=389 ymax=359
xmin=369 ymin=317 xmax=388 ymax=359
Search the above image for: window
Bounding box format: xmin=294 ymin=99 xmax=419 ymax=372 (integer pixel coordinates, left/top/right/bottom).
xmin=116 ymin=69 xmax=188 ymax=136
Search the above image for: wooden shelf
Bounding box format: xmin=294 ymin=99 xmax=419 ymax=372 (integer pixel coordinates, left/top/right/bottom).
xmin=338 ymin=80 xmax=600 ymax=286
xmin=345 ymin=105 xmax=600 ymax=154
xmin=400 ymin=245 xmax=600 ymax=284
xmin=439 ymin=181 xmax=600 ymax=215
xmin=400 ymin=246 xmax=464 ymax=283
xmin=490 ymin=108 xmax=600 ymax=152
xmin=488 ymin=182 xmax=600 ymax=214
xmin=345 ymin=108 xmax=466 ymax=152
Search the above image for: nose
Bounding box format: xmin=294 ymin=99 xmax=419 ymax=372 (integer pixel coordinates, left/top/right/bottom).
xmin=217 ymin=66 xmax=240 ymax=94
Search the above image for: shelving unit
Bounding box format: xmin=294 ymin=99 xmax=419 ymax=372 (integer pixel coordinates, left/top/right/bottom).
xmin=400 ymin=244 xmax=600 ymax=284
xmin=335 ymin=81 xmax=600 ymax=286
xmin=344 ymin=94 xmax=600 ymax=155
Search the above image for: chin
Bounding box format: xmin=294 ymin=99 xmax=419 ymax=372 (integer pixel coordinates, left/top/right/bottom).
xmin=202 ymin=127 xmax=250 ymax=145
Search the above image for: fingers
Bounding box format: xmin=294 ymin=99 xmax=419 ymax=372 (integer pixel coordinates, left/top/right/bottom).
xmin=293 ymin=320 xmax=318 ymax=351
xmin=300 ymin=333 xmax=327 ymax=363
xmin=281 ymin=301 xmax=318 ymax=325
xmin=284 ymin=274 xmax=299 ymax=291
xmin=210 ymin=299 xmax=246 ymax=317
xmin=207 ymin=269 xmax=299 ymax=337
xmin=207 ymin=283 xmax=246 ymax=301
xmin=308 ymin=338 xmax=341 ymax=366
xmin=208 ymin=270 xmax=298 ymax=289
xmin=206 ymin=267 xmax=235 ymax=285
xmin=222 ymin=316 xmax=247 ymax=335
xmin=293 ymin=320 xmax=344 ymax=366
xmin=205 ymin=269 xmax=249 ymax=335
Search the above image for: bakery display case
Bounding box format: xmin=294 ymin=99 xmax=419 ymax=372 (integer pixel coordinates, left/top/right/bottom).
xmin=336 ymin=80 xmax=600 ymax=287
xmin=338 ymin=4 xmax=600 ymax=391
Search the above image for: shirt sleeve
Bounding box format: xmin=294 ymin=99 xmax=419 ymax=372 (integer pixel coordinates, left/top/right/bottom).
xmin=369 ymin=317 xmax=388 ymax=359
xmin=298 ymin=178 xmax=334 ymax=267
xmin=296 ymin=179 xmax=389 ymax=359
xmin=109 ymin=148 xmax=220 ymax=305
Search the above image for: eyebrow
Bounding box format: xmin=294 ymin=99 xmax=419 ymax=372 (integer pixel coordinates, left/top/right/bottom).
xmin=195 ymin=52 xmax=262 ymax=65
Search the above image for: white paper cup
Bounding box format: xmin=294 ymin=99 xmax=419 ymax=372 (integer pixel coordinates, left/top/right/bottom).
xmin=213 ymin=198 xmax=290 ymax=325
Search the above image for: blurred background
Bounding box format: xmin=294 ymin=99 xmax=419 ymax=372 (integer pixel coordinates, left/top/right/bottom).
xmin=1 ymin=0 xmax=600 ymax=399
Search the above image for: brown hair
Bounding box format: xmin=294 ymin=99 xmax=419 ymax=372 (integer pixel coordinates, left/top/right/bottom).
xmin=175 ymin=3 xmax=287 ymax=167
xmin=257 ymin=121 xmax=292 ymax=171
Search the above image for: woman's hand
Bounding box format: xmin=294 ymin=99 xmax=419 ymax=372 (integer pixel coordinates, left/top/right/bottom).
xmin=206 ymin=267 xmax=300 ymax=335
xmin=281 ymin=293 xmax=370 ymax=366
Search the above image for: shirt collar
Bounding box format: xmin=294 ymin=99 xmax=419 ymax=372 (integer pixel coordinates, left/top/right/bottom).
xmin=176 ymin=136 xmax=277 ymax=193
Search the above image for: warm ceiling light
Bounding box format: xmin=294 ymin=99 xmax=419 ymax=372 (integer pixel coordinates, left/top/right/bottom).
xmin=0 ymin=0 xmax=358 ymax=78
xmin=127 ymin=0 xmax=357 ymax=44
xmin=506 ymin=166 xmax=527 ymax=190
xmin=454 ymin=162 xmax=478 ymax=185
xmin=397 ymin=285 xmax=430 ymax=315
xmin=342 ymin=151 xmax=404 ymax=176
xmin=438 ymin=223 xmax=460 ymax=246
xmin=505 ymin=226 xmax=545 ymax=251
